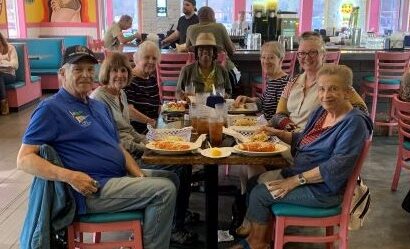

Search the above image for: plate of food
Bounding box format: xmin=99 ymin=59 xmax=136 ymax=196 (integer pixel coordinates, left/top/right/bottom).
xmin=228 ymin=116 xmax=259 ymax=127
xmin=233 ymin=142 xmax=288 ymax=156
xmin=146 ymin=140 xmax=200 ymax=155
xmin=228 ymin=102 xmax=258 ymax=114
xmin=200 ymin=147 xmax=232 ymax=158
xmin=162 ymin=101 xmax=187 ymax=113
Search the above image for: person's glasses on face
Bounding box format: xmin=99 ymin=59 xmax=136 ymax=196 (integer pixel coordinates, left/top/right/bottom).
xmin=297 ymin=50 xmax=319 ymax=59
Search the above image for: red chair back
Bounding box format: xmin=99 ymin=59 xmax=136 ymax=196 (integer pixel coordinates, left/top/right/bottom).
xmin=375 ymin=51 xmax=410 ymax=84
xmin=324 ymin=51 xmax=341 ymax=64
xmin=281 ymin=51 xmax=297 ymax=77
xmin=156 ymin=53 xmax=190 ymax=101
xmin=391 ymin=94 xmax=410 ymax=190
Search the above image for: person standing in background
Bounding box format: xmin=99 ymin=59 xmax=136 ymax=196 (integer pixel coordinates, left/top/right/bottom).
xmin=104 ymin=15 xmax=141 ymax=51
xmin=0 ymin=32 xmax=18 ymax=115
xmin=232 ymin=11 xmax=249 ymax=35
xmin=161 ymin=0 xmax=199 ymax=47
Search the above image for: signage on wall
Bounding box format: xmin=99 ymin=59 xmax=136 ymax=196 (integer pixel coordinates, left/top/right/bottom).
xmin=157 ymin=0 xmax=167 ymax=17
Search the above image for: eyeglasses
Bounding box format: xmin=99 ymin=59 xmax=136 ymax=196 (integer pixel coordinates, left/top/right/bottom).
xmin=297 ymin=50 xmax=319 ymax=59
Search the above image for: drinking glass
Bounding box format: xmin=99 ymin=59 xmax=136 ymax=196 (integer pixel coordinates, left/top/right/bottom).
xmin=208 ymin=114 xmax=224 ymax=146
xmin=185 ymin=83 xmax=196 ymax=97
xmin=189 ymin=105 xmax=198 ymax=132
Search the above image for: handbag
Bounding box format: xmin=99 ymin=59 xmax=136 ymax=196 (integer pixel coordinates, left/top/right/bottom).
xmin=402 ymin=189 xmax=410 ymax=213
xmin=349 ymin=177 xmax=371 ymax=230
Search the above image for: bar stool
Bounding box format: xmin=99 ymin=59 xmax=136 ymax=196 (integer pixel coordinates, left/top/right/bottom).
xmin=67 ymin=211 xmax=144 ymax=249
xmin=391 ymin=95 xmax=410 ymax=191
xmin=362 ymin=51 xmax=410 ymax=135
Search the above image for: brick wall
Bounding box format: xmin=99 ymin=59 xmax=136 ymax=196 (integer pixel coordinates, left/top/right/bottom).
xmin=140 ymin=0 xmax=182 ymax=35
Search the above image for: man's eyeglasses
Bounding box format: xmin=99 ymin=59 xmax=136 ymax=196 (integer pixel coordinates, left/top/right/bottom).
xmin=297 ymin=50 xmax=319 ymax=59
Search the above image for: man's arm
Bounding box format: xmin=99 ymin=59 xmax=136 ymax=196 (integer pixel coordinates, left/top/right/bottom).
xmin=120 ymin=145 xmax=144 ymax=177
xmin=162 ymin=30 xmax=180 ymax=45
xmin=17 ymin=144 xmax=98 ymax=196
xmin=117 ymin=32 xmax=141 ymax=44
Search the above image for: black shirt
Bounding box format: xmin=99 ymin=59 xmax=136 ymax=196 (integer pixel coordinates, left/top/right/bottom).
xmin=177 ymin=14 xmax=199 ymax=44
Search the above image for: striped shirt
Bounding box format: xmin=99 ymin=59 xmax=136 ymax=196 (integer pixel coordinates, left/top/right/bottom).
xmin=259 ymin=74 xmax=291 ymax=120
xmin=124 ymin=76 xmax=160 ymax=133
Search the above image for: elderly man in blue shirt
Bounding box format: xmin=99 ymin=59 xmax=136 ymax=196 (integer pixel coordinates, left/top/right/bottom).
xmin=17 ymin=45 xmax=177 ymax=249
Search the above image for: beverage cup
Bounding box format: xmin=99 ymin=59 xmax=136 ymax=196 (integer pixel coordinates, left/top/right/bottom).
xmin=208 ymin=115 xmax=224 ymax=146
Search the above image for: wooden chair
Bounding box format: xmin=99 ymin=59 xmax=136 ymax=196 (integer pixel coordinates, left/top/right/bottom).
xmin=156 ymin=53 xmax=190 ymax=101
xmin=252 ymin=51 xmax=296 ymax=97
xmin=67 ymin=211 xmax=144 ymax=249
xmin=324 ymin=51 xmax=341 ymax=64
xmin=391 ymin=94 xmax=410 ymax=191
xmin=362 ymin=51 xmax=410 ymax=135
xmin=271 ymin=139 xmax=372 ymax=249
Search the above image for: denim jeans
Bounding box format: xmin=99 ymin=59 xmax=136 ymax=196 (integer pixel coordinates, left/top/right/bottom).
xmin=247 ymin=179 xmax=342 ymax=224
xmin=86 ymin=175 xmax=177 ymax=249
xmin=138 ymin=160 xmax=192 ymax=230
xmin=0 ymin=72 xmax=15 ymax=99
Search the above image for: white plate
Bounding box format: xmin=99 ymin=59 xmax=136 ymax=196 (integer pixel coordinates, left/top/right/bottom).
xmin=146 ymin=141 xmax=200 ymax=155
xmin=200 ymin=147 xmax=232 ymax=158
xmin=233 ymin=143 xmax=288 ymax=157
xmin=228 ymin=102 xmax=258 ymax=114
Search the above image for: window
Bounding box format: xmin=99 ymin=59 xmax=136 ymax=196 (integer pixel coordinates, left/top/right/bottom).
xmin=6 ymin=0 xmax=19 ymax=38
xmin=312 ymin=0 xmax=325 ymax=30
xmin=379 ymin=0 xmax=401 ymax=34
xmin=246 ymin=0 xmax=300 ymax=21
xmin=191 ymin=0 xmax=234 ymax=29
xmin=112 ymin=0 xmax=138 ymax=31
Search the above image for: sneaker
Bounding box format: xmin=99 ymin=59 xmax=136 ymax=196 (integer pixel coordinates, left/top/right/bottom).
xmin=170 ymin=229 xmax=198 ymax=245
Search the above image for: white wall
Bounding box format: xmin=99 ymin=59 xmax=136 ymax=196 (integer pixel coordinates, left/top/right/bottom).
xmin=27 ymin=27 xmax=98 ymax=39
xmin=140 ymin=0 xmax=181 ymax=34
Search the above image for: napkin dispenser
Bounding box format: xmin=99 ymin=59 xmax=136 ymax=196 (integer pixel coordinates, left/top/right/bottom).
xmin=206 ymin=95 xmax=224 ymax=108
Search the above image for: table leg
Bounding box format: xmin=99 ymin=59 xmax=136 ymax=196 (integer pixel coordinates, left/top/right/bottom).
xmin=204 ymin=164 xmax=218 ymax=249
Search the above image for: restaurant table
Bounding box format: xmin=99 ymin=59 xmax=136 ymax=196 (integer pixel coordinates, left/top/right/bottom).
xmin=142 ymin=149 xmax=288 ymax=249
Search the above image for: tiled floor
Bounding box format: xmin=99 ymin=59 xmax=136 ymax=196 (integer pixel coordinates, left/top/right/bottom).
xmin=1 ymin=103 xmax=410 ymax=249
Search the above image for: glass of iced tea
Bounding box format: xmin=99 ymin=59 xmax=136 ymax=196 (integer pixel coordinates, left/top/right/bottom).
xmin=208 ymin=115 xmax=224 ymax=146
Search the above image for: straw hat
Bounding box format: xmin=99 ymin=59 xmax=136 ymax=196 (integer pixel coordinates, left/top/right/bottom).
xmin=194 ymin=33 xmax=221 ymax=50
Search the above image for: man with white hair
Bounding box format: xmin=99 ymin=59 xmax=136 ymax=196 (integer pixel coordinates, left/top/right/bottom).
xmin=104 ymin=15 xmax=141 ymax=50
xmin=17 ymin=45 xmax=176 ymax=249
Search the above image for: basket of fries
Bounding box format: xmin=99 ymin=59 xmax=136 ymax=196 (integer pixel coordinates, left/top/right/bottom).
xmin=146 ymin=125 xmax=192 ymax=142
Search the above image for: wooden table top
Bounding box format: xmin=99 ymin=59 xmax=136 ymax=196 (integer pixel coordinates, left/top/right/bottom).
xmin=142 ymin=149 xmax=289 ymax=167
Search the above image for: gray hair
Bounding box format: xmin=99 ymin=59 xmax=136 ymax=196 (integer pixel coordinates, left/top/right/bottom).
xmin=299 ymin=31 xmax=326 ymax=53
xmin=133 ymin=41 xmax=161 ymax=62
xmin=261 ymin=41 xmax=285 ymax=59
xmin=317 ymin=64 xmax=353 ymax=88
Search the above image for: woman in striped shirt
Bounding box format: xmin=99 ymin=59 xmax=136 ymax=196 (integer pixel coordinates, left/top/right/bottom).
xmin=234 ymin=41 xmax=290 ymax=121
xmin=124 ymin=41 xmax=160 ymax=134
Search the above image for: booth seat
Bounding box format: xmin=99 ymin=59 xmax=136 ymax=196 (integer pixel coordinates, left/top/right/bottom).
xmin=39 ymin=35 xmax=89 ymax=48
xmin=8 ymin=38 xmax=64 ymax=90
xmin=6 ymin=43 xmax=42 ymax=110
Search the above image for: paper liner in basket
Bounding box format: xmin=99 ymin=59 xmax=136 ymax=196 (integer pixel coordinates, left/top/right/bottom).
xmin=146 ymin=124 xmax=192 ymax=142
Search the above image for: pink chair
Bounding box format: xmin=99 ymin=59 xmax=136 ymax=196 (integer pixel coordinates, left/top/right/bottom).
xmin=67 ymin=211 xmax=144 ymax=249
xmin=362 ymin=51 xmax=410 ymax=135
xmin=271 ymin=139 xmax=372 ymax=249
xmin=324 ymin=51 xmax=341 ymax=64
xmin=156 ymin=53 xmax=190 ymax=101
xmin=252 ymin=51 xmax=296 ymax=97
xmin=391 ymin=95 xmax=410 ymax=191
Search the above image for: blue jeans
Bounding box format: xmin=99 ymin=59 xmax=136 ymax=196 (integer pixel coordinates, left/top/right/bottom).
xmin=0 ymin=72 xmax=15 ymax=99
xmin=138 ymin=159 xmax=192 ymax=230
xmin=86 ymin=175 xmax=177 ymax=249
xmin=247 ymin=183 xmax=342 ymax=224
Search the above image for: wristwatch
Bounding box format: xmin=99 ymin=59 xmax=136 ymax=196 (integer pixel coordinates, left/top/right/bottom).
xmin=297 ymin=173 xmax=307 ymax=185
